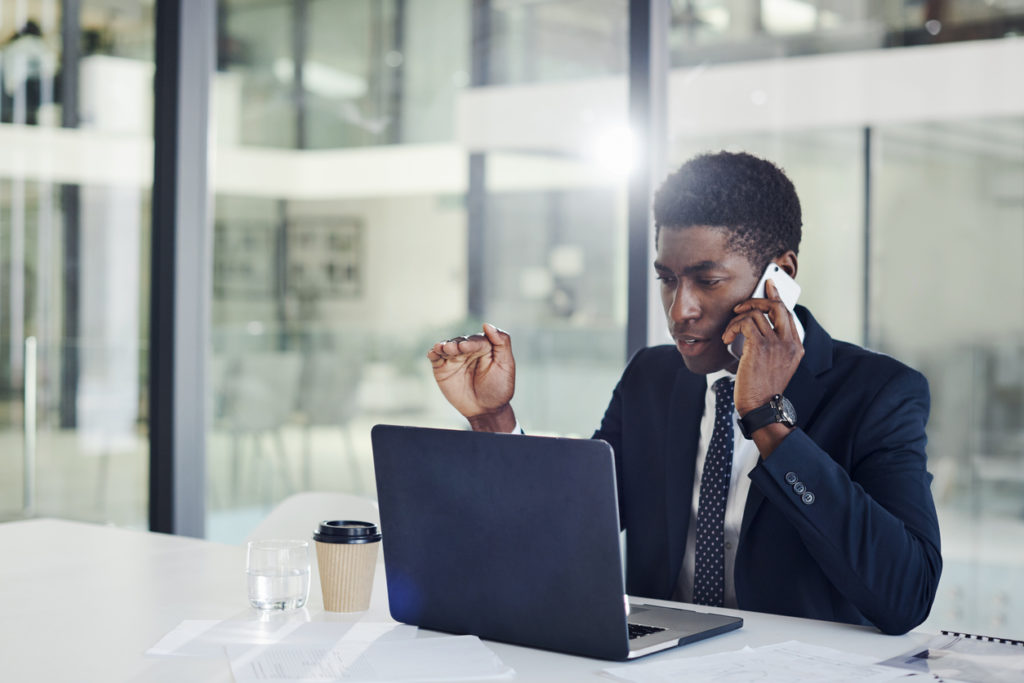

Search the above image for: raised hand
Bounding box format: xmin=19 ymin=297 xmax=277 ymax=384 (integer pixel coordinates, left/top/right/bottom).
xmin=427 ymin=323 xmax=517 ymax=432
xmin=721 ymin=279 xmax=804 ymax=457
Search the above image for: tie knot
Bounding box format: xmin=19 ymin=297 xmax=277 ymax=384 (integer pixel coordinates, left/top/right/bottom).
xmin=713 ymin=377 xmax=734 ymax=395
xmin=713 ymin=377 xmax=735 ymax=412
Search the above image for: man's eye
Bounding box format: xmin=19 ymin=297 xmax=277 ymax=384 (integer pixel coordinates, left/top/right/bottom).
xmin=656 ymin=275 xmax=676 ymax=285
xmin=699 ymin=279 xmax=722 ymax=287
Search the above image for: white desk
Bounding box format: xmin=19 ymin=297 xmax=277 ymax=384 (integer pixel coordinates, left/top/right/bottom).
xmin=1 ymin=519 xmax=931 ymax=682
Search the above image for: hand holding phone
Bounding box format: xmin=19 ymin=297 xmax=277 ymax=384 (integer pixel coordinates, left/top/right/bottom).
xmin=728 ymin=263 xmax=801 ymax=360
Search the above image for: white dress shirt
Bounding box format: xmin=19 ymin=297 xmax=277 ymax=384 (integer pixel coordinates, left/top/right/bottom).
xmin=672 ymin=368 xmax=757 ymax=607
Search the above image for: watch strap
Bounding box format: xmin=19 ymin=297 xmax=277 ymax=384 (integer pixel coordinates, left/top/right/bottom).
xmin=738 ymin=394 xmax=794 ymax=439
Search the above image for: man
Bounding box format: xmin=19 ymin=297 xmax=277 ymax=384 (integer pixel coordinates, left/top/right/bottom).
xmin=427 ymin=151 xmax=941 ymax=635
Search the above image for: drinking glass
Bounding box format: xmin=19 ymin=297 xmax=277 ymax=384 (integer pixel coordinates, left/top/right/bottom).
xmin=246 ymin=539 xmax=311 ymax=610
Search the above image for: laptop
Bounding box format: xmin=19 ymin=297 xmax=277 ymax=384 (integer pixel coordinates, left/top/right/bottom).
xmin=370 ymin=424 xmax=742 ymax=661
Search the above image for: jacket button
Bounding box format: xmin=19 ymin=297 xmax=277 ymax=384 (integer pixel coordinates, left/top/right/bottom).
xmin=793 ymin=482 xmax=806 ymax=494
xmin=802 ymin=492 xmax=815 ymax=505
xmin=785 ymin=472 xmax=798 ymax=484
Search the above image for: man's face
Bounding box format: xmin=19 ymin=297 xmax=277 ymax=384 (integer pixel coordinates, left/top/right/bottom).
xmin=655 ymin=225 xmax=761 ymax=375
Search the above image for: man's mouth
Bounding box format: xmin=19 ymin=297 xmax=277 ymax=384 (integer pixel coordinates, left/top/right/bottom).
xmin=673 ymin=334 xmax=712 ymax=355
xmin=673 ymin=331 xmax=709 ymax=344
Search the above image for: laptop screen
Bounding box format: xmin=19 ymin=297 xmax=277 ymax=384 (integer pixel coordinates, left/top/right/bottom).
xmin=371 ymin=424 xmax=633 ymax=660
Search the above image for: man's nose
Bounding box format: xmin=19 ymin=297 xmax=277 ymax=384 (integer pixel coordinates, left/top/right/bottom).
xmin=669 ymin=283 xmax=700 ymax=323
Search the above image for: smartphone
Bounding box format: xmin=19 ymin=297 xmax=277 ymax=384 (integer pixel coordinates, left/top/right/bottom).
xmin=728 ymin=263 xmax=801 ymax=359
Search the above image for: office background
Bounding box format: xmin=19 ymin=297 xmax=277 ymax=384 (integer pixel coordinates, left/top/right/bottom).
xmin=0 ymin=0 xmax=1021 ymax=637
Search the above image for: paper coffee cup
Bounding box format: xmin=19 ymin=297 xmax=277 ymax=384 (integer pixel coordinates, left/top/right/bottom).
xmin=314 ymin=520 xmax=381 ymax=612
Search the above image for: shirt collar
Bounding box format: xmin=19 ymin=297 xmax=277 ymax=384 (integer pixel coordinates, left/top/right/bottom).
xmin=705 ymin=367 xmax=735 ymax=392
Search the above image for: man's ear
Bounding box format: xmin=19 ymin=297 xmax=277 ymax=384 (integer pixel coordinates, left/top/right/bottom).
xmin=774 ymin=250 xmax=798 ymax=279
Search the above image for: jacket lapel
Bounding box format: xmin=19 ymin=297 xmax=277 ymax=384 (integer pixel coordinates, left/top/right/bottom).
xmin=739 ymin=306 xmax=834 ymax=541
xmin=664 ymin=368 xmax=706 ymax=593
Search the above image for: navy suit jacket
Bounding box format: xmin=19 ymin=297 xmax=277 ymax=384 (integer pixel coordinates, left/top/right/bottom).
xmin=593 ymin=306 xmax=942 ymax=635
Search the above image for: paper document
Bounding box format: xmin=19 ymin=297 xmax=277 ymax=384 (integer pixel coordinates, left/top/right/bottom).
xmin=147 ymin=619 xmax=410 ymax=658
xmin=604 ymin=640 xmax=927 ymax=683
xmin=227 ymin=635 xmax=515 ymax=682
xmin=148 ymin=618 xmax=513 ymax=681
xmin=879 ymin=631 xmax=1024 ymax=683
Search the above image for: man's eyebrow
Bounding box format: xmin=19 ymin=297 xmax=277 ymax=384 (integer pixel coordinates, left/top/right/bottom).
xmin=683 ymin=260 xmax=726 ymax=274
xmin=652 ymin=260 xmax=725 ymax=274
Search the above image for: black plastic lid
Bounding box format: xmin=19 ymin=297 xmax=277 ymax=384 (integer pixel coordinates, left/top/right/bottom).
xmin=313 ymin=520 xmax=381 ymax=544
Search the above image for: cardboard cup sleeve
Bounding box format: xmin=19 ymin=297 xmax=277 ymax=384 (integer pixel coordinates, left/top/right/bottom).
xmin=313 ymin=520 xmax=381 ymax=612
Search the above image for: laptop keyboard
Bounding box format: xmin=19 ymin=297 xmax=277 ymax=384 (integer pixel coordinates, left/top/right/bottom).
xmin=628 ymin=622 xmax=667 ymax=640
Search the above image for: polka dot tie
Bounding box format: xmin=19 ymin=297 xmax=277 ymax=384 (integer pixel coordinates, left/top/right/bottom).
xmin=693 ymin=377 xmax=735 ymax=607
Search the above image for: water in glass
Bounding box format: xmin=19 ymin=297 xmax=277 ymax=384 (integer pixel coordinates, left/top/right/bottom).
xmin=246 ymin=539 xmax=311 ymax=610
xmin=247 ymin=567 xmax=310 ymax=610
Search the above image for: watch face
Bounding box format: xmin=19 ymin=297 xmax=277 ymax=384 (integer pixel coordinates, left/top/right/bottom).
xmin=776 ymin=396 xmax=797 ymax=426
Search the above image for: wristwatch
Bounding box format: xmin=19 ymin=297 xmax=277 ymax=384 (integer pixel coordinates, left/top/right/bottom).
xmin=738 ymin=394 xmax=797 ymax=439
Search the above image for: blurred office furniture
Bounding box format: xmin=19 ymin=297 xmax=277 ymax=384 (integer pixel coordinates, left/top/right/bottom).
xmin=295 ymin=351 xmax=364 ymax=490
xmin=918 ymin=344 xmax=1024 ymax=634
xmin=245 ymin=490 xmax=379 ymax=543
xmin=970 ymin=345 xmax=1024 ymax=517
xmin=216 ymin=351 xmax=303 ymax=503
xmin=0 ymin=20 xmax=57 ymax=126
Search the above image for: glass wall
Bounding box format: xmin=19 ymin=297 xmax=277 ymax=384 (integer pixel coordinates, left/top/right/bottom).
xmin=668 ymin=0 xmax=1024 ymax=63
xmin=0 ymin=0 xmax=154 ymax=528
xmin=871 ymin=118 xmax=1024 ymax=635
xmin=206 ymin=0 xmax=629 ymax=540
xmin=664 ymin=1 xmax=1024 ymax=636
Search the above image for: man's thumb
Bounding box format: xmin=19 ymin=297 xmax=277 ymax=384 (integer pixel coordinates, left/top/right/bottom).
xmin=482 ymin=322 xmax=509 ymax=347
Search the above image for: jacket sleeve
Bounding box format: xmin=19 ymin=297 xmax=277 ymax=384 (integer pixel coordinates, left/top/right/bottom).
xmin=591 ymin=348 xmax=647 ymax=528
xmin=748 ymin=367 xmax=942 ymax=635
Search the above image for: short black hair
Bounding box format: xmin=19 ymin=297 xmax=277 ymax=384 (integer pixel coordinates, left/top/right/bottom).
xmin=653 ymin=151 xmax=802 ymax=269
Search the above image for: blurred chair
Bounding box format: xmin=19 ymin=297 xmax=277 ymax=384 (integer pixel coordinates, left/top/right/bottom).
xmin=971 ymin=446 xmax=1024 ymax=518
xmin=218 ymin=351 xmax=304 ymax=503
xmin=295 ymin=352 xmax=364 ymax=490
xmin=245 ymin=491 xmax=380 ymax=542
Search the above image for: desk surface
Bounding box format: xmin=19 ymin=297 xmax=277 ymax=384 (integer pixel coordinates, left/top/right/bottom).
xmin=1 ymin=519 xmax=930 ymax=682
